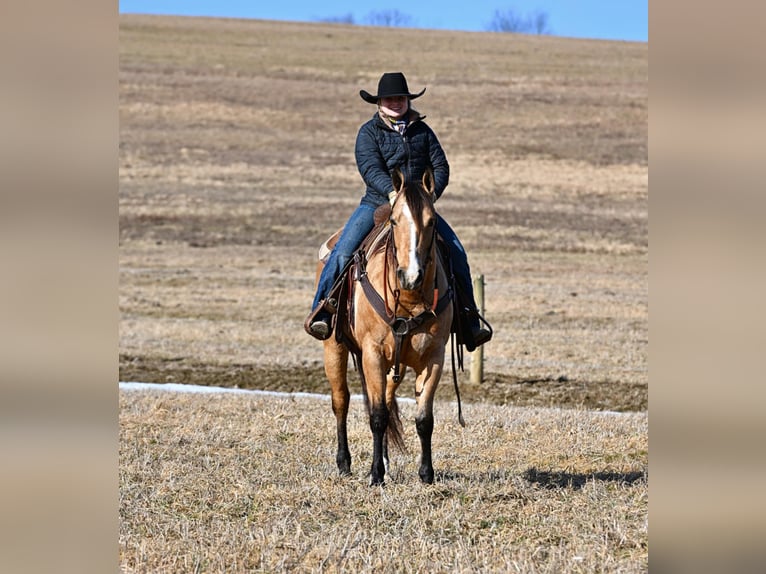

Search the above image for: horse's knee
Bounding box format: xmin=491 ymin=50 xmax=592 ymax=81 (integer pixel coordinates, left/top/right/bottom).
xmin=415 ymin=412 xmax=433 ymax=439
xmin=369 ymin=404 xmax=389 ymax=434
xmin=331 ymin=389 xmax=349 ymax=417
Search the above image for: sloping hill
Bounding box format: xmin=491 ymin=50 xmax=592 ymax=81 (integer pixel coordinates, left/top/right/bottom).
xmin=119 ymin=14 xmax=647 ymax=411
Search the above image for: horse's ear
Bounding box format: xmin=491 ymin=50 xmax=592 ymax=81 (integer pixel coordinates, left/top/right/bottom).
xmin=422 ymin=168 xmax=435 ymax=197
xmin=392 ymin=168 xmax=405 ymax=193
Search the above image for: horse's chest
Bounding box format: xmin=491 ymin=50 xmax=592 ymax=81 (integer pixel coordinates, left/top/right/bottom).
xmin=406 ymin=331 xmax=437 ymax=355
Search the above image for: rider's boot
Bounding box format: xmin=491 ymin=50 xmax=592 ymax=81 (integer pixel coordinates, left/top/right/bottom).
xmin=460 ymin=307 xmax=493 ymax=352
xmin=304 ymin=298 xmax=337 ymax=341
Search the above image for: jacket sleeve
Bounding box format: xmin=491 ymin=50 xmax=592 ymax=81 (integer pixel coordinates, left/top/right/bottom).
xmin=427 ymin=128 xmax=450 ymax=200
xmin=355 ymin=122 xmax=393 ymax=202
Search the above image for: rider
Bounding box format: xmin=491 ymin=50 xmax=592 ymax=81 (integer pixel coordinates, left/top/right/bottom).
xmin=305 ymin=72 xmax=492 ymax=351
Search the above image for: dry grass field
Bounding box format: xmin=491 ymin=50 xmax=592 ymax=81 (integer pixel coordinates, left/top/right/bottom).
xmin=119 ymin=14 xmax=647 ymax=572
xmin=120 ymin=390 xmax=647 ymax=573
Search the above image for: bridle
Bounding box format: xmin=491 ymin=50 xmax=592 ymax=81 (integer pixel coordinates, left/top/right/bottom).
xmin=387 ymin=186 xmax=437 ymax=288
xmin=350 ymin=189 xmax=464 ymax=426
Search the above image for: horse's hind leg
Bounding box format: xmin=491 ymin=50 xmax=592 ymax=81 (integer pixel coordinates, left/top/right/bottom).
xmin=324 ymin=339 xmax=351 ymax=476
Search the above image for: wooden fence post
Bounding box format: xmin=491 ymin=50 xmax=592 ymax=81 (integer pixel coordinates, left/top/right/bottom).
xmin=470 ymin=274 xmax=484 ymax=384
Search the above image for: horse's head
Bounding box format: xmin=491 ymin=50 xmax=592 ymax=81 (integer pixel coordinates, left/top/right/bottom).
xmin=389 ymin=169 xmax=437 ymax=291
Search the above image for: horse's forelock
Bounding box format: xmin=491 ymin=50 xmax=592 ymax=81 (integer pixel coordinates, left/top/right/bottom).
xmin=402 ymin=181 xmax=431 ymax=222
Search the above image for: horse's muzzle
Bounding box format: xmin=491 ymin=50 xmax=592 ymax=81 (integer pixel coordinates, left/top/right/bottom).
xmin=397 ymin=267 xmax=423 ymax=291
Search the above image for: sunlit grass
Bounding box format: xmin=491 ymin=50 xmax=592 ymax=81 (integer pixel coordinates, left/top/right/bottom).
xmin=120 ymin=391 xmax=648 ymax=572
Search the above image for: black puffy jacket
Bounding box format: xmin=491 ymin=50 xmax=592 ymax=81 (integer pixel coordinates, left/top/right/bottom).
xmin=354 ymin=109 xmax=450 ymax=208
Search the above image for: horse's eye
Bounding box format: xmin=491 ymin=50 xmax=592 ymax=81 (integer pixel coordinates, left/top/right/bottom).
xmin=389 ymin=218 xmax=397 ymax=227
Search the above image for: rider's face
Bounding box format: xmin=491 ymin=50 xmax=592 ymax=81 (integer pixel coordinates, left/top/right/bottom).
xmin=379 ymin=96 xmax=409 ymax=119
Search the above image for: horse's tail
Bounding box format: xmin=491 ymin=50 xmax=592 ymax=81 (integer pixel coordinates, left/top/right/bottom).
xmin=356 ymin=357 xmax=406 ymax=453
xmin=386 ymin=397 xmax=406 ymax=452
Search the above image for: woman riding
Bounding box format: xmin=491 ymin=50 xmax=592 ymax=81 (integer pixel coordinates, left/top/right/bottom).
xmin=305 ymin=72 xmax=491 ymax=351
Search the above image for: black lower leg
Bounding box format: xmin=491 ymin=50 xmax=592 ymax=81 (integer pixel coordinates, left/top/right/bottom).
xmin=333 ymin=391 xmax=351 ymax=476
xmin=369 ymin=405 xmax=389 ymax=485
xmin=416 ymin=413 xmax=435 ymax=484
xmin=336 ymin=424 xmax=351 ymax=476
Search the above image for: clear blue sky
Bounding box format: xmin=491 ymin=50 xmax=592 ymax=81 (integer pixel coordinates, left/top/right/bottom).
xmin=119 ymin=1 xmax=647 ymax=42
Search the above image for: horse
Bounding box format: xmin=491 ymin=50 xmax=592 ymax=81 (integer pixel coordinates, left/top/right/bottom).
xmin=316 ymin=168 xmax=454 ymax=485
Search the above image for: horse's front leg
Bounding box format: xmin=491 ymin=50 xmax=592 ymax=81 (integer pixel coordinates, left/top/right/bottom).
xmin=363 ymin=352 xmax=389 ymax=485
xmin=414 ymin=360 xmax=444 ymax=484
xmin=324 ymin=339 xmax=351 ymax=476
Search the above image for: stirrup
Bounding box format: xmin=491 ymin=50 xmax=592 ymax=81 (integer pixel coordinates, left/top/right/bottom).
xmin=461 ymin=308 xmax=493 ymax=352
xmin=471 ymin=325 xmax=492 ymax=348
xmin=304 ymin=300 xmax=335 ymax=341
xmin=308 ymin=317 xmax=331 ymax=340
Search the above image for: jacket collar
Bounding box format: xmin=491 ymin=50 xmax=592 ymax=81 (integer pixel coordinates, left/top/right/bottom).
xmin=375 ymin=108 xmax=425 ymax=132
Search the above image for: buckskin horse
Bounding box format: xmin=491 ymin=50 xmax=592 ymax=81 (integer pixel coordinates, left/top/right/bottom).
xmin=316 ymin=168 xmax=456 ymax=485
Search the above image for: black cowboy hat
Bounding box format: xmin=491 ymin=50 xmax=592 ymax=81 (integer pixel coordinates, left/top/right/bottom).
xmin=360 ymin=72 xmax=426 ymax=104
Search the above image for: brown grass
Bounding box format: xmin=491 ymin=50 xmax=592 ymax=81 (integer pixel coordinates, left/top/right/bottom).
xmin=120 ymin=390 xmax=647 ymax=572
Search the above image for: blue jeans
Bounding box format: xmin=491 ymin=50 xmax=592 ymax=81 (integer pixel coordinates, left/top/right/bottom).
xmin=436 ymin=215 xmax=476 ymax=308
xmin=312 ymin=204 xmax=376 ymax=310
xmin=311 ymin=205 xmax=477 ymax=312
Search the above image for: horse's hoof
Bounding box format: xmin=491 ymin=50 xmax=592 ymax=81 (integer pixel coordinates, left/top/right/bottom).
xmin=419 ymin=469 xmax=434 ymax=484
xmin=368 ymin=471 xmax=386 ymax=486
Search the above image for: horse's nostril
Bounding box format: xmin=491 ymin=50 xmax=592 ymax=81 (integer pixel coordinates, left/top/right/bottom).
xmin=396 ymin=267 xmax=424 ymax=290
